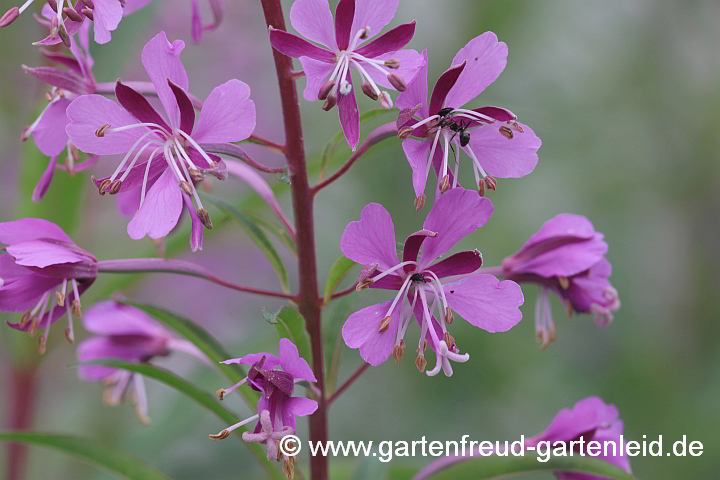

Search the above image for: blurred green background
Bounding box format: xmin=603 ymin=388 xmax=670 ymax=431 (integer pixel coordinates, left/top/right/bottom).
xmin=0 ymin=0 xmax=718 ymax=479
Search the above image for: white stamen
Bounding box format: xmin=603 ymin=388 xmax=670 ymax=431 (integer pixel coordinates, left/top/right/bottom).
xmin=118 ymin=141 xmax=158 ymax=182
xmin=133 ymin=374 xmax=150 ymax=423
xmin=225 ymin=413 xmax=260 ymax=433
xmin=452 ymin=139 xmax=460 ymax=188
xmin=163 ymin=144 xmax=186 ymax=183
xmin=348 ymin=27 xmax=369 ymax=52
xmin=109 ymin=130 xmax=165 ymax=182
xmin=222 ymin=377 xmax=248 ymax=396
xmin=451 ymin=108 xmax=496 ymax=124
xmin=173 ymin=145 xmax=205 ymax=211
xmin=407 ymin=114 xmax=440 ymax=132
xmin=30 ymin=292 xmax=50 ymax=317
xmin=43 ymin=296 xmax=55 ymax=344
xmin=425 ymin=129 xmax=442 ymax=180
xmin=173 ymin=138 xmax=200 ymax=171
xmin=18 ymin=0 xmax=37 ymax=14
xmin=175 ymin=129 xmax=216 ymax=167
xmin=350 ymin=59 xmax=381 ymax=97
xmin=441 ymin=131 xmax=450 ymax=179
xmin=107 ymin=122 xmax=170 ymax=136
xmin=71 ymin=279 xmax=80 ymax=304
xmin=370 ymin=261 xmax=417 ymax=283
xmin=327 ymin=53 xmax=347 ymax=84
xmin=139 ymin=147 xmax=162 ymax=208
xmin=465 ymin=144 xmax=488 ymax=178
xmin=384 ymin=275 xmax=413 ymax=319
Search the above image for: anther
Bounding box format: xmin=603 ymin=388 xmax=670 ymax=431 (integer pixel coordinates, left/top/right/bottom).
xmin=322 ymin=94 xmax=337 ymax=111
xmin=83 ymin=0 xmax=94 ymax=7
xmin=360 ymin=81 xmax=378 ymax=100
xmin=384 ymin=58 xmax=400 ymax=69
xmin=358 ymin=26 xmax=370 ymax=39
xmin=71 ymin=299 xmax=83 ymax=318
xmin=97 ymin=178 xmax=111 ymax=195
xmin=318 ymin=80 xmax=336 ymax=101
xmin=108 ymin=179 xmax=122 ymax=195
xmin=565 ymin=300 xmax=573 ymax=318
xmin=179 ymin=181 xmax=194 ymax=196
xmin=81 ymin=8 xmax=92 ymax=19
xmin=55 ymin=291 xmax=65 ymax=307
xmin=558 ymin=276 xmax=570 ymax=290
xmin=63 ymin=7 xmax=82 ymax=21
xmin=64 ymin=327 xmax=74 ymax=344
xmin=196 ymin=208 xmax=213 ymax=229
xmin=398 ymin=126 xmax=413 ymax=140
xmin=188 ymin=169 xmax=204 ymax=182
xmin=392 ymin=340 xmax=405 ymax=364
xmin=355 ymin=278 xmax=373 ymax=291
xmin=439 ymin=175 xmax=451 ymax=193
xmin=276 ymin=440 xmax=284 ymax=462
xmin=444 ymin=307 xmax=454 ymax=325
xmin=387 ymin=73 xmax=407 ymax=92
xmin=95 ymin=124 xmax=111 ymax=137
xmin=443 ymin=331 xmax=455 ymax=347
xmin=377 ymin=316 xmax=391 ymax=333
xmin=0 ymin=8 xmax=19 ymax=27
xmin=209 ymin=430 xmax=230 ymax=440
xmin=21 ymin=126 xmax=31 ymax=141
xmin=216 ymin=389 xmax=226 ymax=401
xmin=415 ymin=353 xmax=427 ymax=373
xmin=28 ymin=317 xmax=40 ymax=338
xmin=37 ymin=336 xmax=47 ymax=355
xmin=508 ymin=120 xmax=524 ymax=133
xmin=57 ymin=23 xmax=71 ymax=47
xmin=477 ymin=178 xmax=486 ymax=197
xmin=283 ymin=458 xmax=295 ymax=479
xmin=379 ymin=91 xmax=392 ymax=109
xmin=19 ymin=311 xmax=31 ymax=328
xmin=499 ymin=126 xmax=514 ymax=139
xmin=46 ymin=0 xmax=58 ymax=12
xmin=414 ymin=194 xmax=426 ymax=211
xmin=485 ymin=175 xmax=497 ymax=191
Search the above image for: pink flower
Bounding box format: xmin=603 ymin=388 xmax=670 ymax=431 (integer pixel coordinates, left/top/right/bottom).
xmin=211 ymin=339 xmax=317 ymax=466
xmin=268 ymin=0 xmax=424 ymax=149
xmin=340 ymin=188 xmax=524 ymax=376
xmin=527 ymin=397 xmax=631 ymax=480
xmin=77 ymin=300 xmax=207 ymax=424
xmin=396 ymin=34 xmax=541 ymax=207
xmin=66 ymin=31 xmax=256 ymax=250
xmin=2 ymin=218 xmax=96 ymax=353
xmin=503 ymin=214 xmax=620 ymax=348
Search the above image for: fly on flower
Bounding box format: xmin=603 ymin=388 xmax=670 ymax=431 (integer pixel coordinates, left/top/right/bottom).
xmin=268 ymin=0 xmax=424 ymax=149
xmin=395 ymin=34 xmax=542 ymax=209
xmin=341 ymin=188 xmax=524 ymax=376
xmin=66 ymin=31 xmax=256 ymax=251
xmin=2 ymin=219 xmax=96 ymax=354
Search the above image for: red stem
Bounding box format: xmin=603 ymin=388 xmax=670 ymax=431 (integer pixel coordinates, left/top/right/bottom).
xmin=327 ymin=363 xmax=370 ymax=405
xmin=327 ymin=283 xmax=358 ymax=302
xmin=259 ymin=2 xmax=328 ymax=480
xmin=248 ymin=134 xmax=286 ymax=155
xmin=7 ymin=366 xmax=37 ymax=480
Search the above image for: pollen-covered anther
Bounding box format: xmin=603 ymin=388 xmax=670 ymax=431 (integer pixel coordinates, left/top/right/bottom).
xmin=56 ymin=22 xmax=71 ymax=47
xmin=216 ymin=388 xmax=226 ymax=401
xmin=318 ymin=80 xmax=336 ymax=101
xmin=28 ymin=317 xmax=40 ymax=338
xmin=209 ymin=429 xmax=230 ymax=440
xmin=95 ymin=124 xmax=111 ymax=137
xmin=322 ymin=94 xmax=337 ymax=111
xmin=415 ymin=353 xmax=427 ymax=373
xmin=179 ymin=181 xmax=194 ymax=196
xmin=71 ymin=299 xmax=83 ymax=319
xmin=439 ymin=175 xmax=451 ymax=193
xmin=414 ymin=194 xmax=426 ymax=211
xmin=443 ymin=331 xmax=455 ymax=347
xmin=55 ymin=291 xmax=65 ymax=307
xmin=355 ymin=278 xmax=373 ymax=291
xmin=63 ymin=6 xmax=82 ymax=21
xmin=398 ymin=126 xmax=413 ymax=140
xmin=0 ymin=7 xmax=20 ymax=27
xmin=64 ymin=327 xmax=74 ymax=344
xmin=558 ymin=276 xmax=570 ymax=290
xmin=21 ymin=126 xmax=31 ymax=142
xmin=197 ymin=208 xmax=213 ymax=229
xmin=19 ymin=311 xmax=31 ymax=329
xmin=377 ymin=316 xmax=391 ymax=333
xmin=384 ymin=58 xmax=400 ymax=69
xmin=477 ymin=178 xmax=486 ymax=197
xmin=276 ymin=439 xmax=284 ymax=462
xmin=508 ymin=120 xmax=524 ymax=133
xmin=96 ymin=178 xmax=111 ymax=195
xmin=108 ymin=179 xmax=122 ymax=195
xmin=283 ymin=458 xmax=295 ymax=480
xmin=444 ymin=306 xmax=454 ymax=325
xmin=186 ymin=168 xmax=203 ymax=182
xmin=360 ymin=81 xmax=379 ymax=100
xmin=485 ymin=176 xmax=497 ymax=191
xmin=499 ymin=126 xmax=514 ymax=139
xmin=387 ymin=73 xmax=407 ymax=92
xmin=37 ymin=336 xmax=47 ymax=355
xmin=392 ymin=340 xmax=405 ymax=364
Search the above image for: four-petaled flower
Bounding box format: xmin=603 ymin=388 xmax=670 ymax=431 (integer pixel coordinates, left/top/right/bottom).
xmin=77 ymin=300 xmax=208 ymax=424
xmin=67 ymin=31 xmax=256 ymax=251
xmin=396 ymin=34 xmax=541 ymax=209
xmin=503 ymin=214 xmax=619 ymax=348
xmin=2 ymin=218 xmax=96 ymax=353
xmin=269 ymin=0 xmax=424 ymax=149
xmin=341 ymin=188 xmax=524 ymax=376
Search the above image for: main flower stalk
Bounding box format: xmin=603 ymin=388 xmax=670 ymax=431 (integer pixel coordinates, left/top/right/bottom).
xmin=260 ymin=1 xmax=328 ymax=479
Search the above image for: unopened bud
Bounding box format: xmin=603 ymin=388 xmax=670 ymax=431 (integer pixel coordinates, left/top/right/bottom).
xmin=188 ymin=168 xmax=204 ymax=182
xmin=398 ymin=126 xmax=413 ymax=139
xmin=499 ymin=126 xmax=513 ymax=139
xmin=414 ymin=194 xmax=426 ymax=211
xmin=57 ymin=22 xmax=71 ymax=47
xmin=558 ymin=276 xmax=570 ymax=290
xmin=322 ymin=94 xmax=337 ymax=111
xmin=415 ymin=353 xmax=426 ymax=373
xmin=387 ymin=73 xmax=407 ymax=92
xmin=37 ymin=336 xmax=47 ymax=355
xmin=377 ymin=316 xmax=391 ymax=333
xmin=444 ymin=307 xmax=454 ymax=325
xmin=108 ymin=179 xmax=122 ymax=195
xmin=95 ymin=124 xmax=111 ymax=137
xmin=355 ymin=278 xmax=373 ymax=291
xmin=379 ymin=91 xmax=393 ymax=109
xmin=318 ymin=80 xmax=336 ymax=101
xmin=439 ymin=175 xmax=451 ymax=193
xmin=485 ymin=175 xmax=497 ymax=191
xmin=384 ymin=58 xmax=400 ymax=69
xmin=179 ymin=181 xmax=194 ymax=195
xmin=392 ymin=340 xmax=405 ymax=364
xmin=55 ymin=291 xmax=65 ymax=307
xmin=81 ymin=8 xmax=93 ymax=20
xmin=64 ymin=327 xmax=74 ymax=344
xmin=360 ymin=81 xmax=378 ymax=101
xmin=209 ymin=430 xmax=230 ymax=440
xmin=71 ymin=299 xmax=83 ymax=318
xmin=63 ymin=7 xmax=83 ymax=21
xmin=197 ymin=208 xmax=213 ymax=229
xmin=0 ymin=7 xmax=19 ymax=28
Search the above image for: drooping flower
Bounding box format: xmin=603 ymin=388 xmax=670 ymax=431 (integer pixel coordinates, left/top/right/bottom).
xmin=2 ymin=218 xmax=96 ymax=353
xmin=341 ymin=188 xmax=524 ymax=376
xmin=268 ymin=0 xmax=424 ymax=149
xmin=526 ymin=397 xmax=631 ymax=480
xmin=66 ymin=31 xmax=257 ymax=251
xmin=191 ymin=0 xmax=223 ymax=43
xmin=77 ymin=300 xmax=207 ymax=424
xmin=396 ymin=34 xmax=541 ymax=208
xmin=22 ymin=17 xmax=97 ymax=201
xmin=210 ymin=338 xmax=317 ymax=475
xmin=503 ymin=214 xmax=619 ymax=348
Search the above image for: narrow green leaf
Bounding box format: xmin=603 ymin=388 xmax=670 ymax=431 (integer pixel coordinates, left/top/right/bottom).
xmin=77 ymin=360 xmax=284 ymax=480
xmin=242 ymin=210 xmax=297 ymax=256
xmin=323 ymin=256 xmax=357 ymax=304
xmin=0 ymin=431 xmax=172 ymax=480
xmin=274 ymin=306 xmax=313 ymax=366
xmin=200 ymin=193 xmax=289 ymax=292
xmin=423 ymin=454 xmax=637 ymax=480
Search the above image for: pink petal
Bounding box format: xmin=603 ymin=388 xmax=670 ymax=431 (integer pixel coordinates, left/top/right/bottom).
xmin=0 ymin=275 xmax=60 ymax=312
xmin=191 ymin=0 xmax=203 ymax=42
xmin=342 ymin=299 xmax=402 ymax=366
xmin=127 ymin=168 xmax=183 ymax=240
xmin=92 ymin=0 xmax=123 ymax=44
xmin=31 ymin=98 xmax=71 ymax=157
xmin=192 ymin=79 xmax=255 ymax=143
xmin=466 ymin=122 xmax=541 ymax=178
xmin=115 ymin=188 xmax=141 ymax=218
xmin=76 ymin=337 xmax=143 ymax=381
xmin=285 ymin=397 xmax=318 ymax=417
xmin=6 ymin=240 xmax=86 ymax=268
xmin=40 ymin=50 xmax=82 ymax=75
xmin=0 ymin=218 xmax=72 ymax=244
xmin=526 ymin=213 xmax=598 ymax=245
xmin=401 ymin=137 xmax=432 ymax=198
xmin=32 ymin=156 xmax=56 ymax=202
xmin=184 ymin=195 xmax=204 ymax=252
xmin=221 ymin=352 xmax=280 ymax=370
xmin=92 ymin=157 xmax=167 ymax=194
xmin=114 ymin=81 xmax=171 ymax=134
xmin=340 ymin=203 xmax=398 ymax=270
xmin=122 ymin=0 xmax=154 ymax=16
xmin=289 ymin=0 xmax=337 ymax=50
xmin=0 ymin=255 xmax=33 ymax=281
xmin=279 ymin=338 xmax=316 ymax=382
xmin=354 ymin=21 xmax=415 ymax=58
xmin=66 ymin=94 xmax=149 ymax=155
xmin=141 ymin=32 xmax=189 ymax=128
xmin=337 ymin=71 xmax=359 ymax=150
xmin=444 ymin=32 xmax=508 ymax=109
xmin=358 ymin=48 xmax=425 ymax=91
xmin=7 ymin=278 xmax=93 ymax=329
xmin=419 ymin=188 xmax=493 ymax=267
xmin=83 ymin=300 xmax=168 ymax=337
xmin=269 ymin=29 xmax=335 ymax=62
xmin=334 ymin=0 xmax=354 ymax=50
xmin=429 ymin=62 xmax=466 ymax=115
xmin=168 ymin=80 xmax=195 ymax=135
xmin=444 ymin=274 xmax=524 ymax=332
xmin=426 ymin=250 xmax=484 ymax=278
xmin=396 ymin=49 xmax=429 ymax=117
xmin=350 ymin=0 xmax=399 ymax=45
xmin=402 ymin=229 xmax=437 ymax=269
xmin=298 ymin=56 xmax=336 ymax=102
xmin=23 ymin=66 xmax=93 ymax=95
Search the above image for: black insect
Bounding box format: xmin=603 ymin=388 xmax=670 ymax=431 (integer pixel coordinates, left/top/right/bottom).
xmin=410 ymin=273 xmax=426 ymax=283
xmin=437 ymin=107 xmax=454 ymax=118
xmin=449 ymin=119 xmax=471 ymax=147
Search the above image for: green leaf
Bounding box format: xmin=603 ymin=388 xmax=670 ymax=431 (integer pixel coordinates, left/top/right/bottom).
xmin=200 ymin=192 xmax=289 ymax=292
xmin=423 ymin=454 xmax=637 ymax=480
xmin=324 ymin=297 xmax=354 ymax=393
xmin=76 ymin=360 xmax=284 ymax=480
xmin=242 ymin=210 xmax=297 ymax=256
xmin=274 ymin=306 xmax=313 ymax=366
xmin=0 ymin=431 xmax=172 ymax=480
xmin=323 ymin=256 xmax=357 ymax=305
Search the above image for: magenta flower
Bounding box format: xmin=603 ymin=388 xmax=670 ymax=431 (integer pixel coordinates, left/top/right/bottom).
xmin=268 ymin=0 xmax=424 ymax=149
xmin=191 ymin=0 xmax=223 ymax=43
xmin=210 ymin=339 xmax=317 ymax=467
xmin=22 ymin=19 xmax=97 ymax=201
xmin=396 ymin=34 xmax=541 ymax=208
xmin=526 ymin=397 xmax=631 ymax=480
xmin=66 ymin=31 xmax=256 ymax=250
xmin=503 ymin=214 xmax=619 ymax=348
xmin=340 ymin=188 xmax=524 ymax=376
xmin=77 ymin=300 xmax=207 ymax=424
xmin=2 ymin=218 xmax=96 ymax=353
